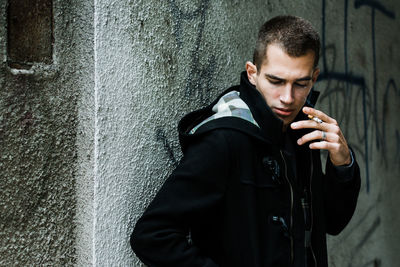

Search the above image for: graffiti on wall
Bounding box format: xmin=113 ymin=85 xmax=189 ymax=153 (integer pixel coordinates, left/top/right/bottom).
xmin=168 ymin=0 xmax=215 ymax=100
xmin=320 ymin=1 xmax=397 ymax=266
xmin=153 ymin=0 xmax=215 ymax=167
xmin=319 ymin=0 xmax=397 ymax=193
xmin=155 ymin=128 xmax=179 ymax=167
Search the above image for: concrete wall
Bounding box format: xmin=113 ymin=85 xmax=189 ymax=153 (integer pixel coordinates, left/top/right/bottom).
xmin=1 ymin=0 xmax=399 ymax=266
xmin=0 ymin=0 xmax=94 ymax=265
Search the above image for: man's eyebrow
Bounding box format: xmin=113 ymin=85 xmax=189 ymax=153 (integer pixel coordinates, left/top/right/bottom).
xmin=265 ymin=74 xmax=285 ymax=81
xmin=265 ymin=74 xmax=312 ymax=82
xmin=295 ymin=76 xmax=312 ymax=82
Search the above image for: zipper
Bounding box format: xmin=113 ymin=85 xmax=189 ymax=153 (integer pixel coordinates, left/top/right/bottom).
xmin=309 ymin=151 xmax=317 ymax=267
xmin=280 ymin=150 xmax=294 ymax=265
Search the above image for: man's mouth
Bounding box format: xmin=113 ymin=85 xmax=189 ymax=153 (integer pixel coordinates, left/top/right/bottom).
xmin=273 ymin=108 xmax=294 ymax=117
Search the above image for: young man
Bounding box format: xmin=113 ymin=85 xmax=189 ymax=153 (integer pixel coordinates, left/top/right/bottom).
xmin=131 ymin=15 xmax=361 ymax=267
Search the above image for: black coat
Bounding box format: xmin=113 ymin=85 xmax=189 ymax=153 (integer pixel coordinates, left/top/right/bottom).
xmin=131 ymin=72 xmax=361 ymax=267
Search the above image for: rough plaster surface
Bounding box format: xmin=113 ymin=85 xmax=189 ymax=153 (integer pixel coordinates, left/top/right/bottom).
xmin=0 ymin=0 xmax=93 ymax=266
xmin=1 ymin=0 xmax=399 ymax=266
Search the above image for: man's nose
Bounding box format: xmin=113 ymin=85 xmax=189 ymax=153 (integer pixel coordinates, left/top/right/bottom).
xmin=279 ymin=84 xmax=294 ymax=104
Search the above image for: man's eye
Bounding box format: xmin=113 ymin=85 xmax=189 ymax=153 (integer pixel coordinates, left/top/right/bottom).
xmin=269 ymin=80 xmax=282 ymax=85
xmin=294 ymin=83 xmax=308 ymax=88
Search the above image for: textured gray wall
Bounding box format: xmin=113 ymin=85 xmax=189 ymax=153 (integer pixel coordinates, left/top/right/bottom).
xmin=0 ymin=0 xmax=94 ymax=265
xmin=318 ymin=1 xmax=400 ymax=266
xmin=1 ymin=0 xmax=399 ymax=266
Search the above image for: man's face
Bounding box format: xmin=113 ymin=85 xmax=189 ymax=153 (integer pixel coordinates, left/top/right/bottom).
xmin=247 ymin=44 xmax=319 ymax=129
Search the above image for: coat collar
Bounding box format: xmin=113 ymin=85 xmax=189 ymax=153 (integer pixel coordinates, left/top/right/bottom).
xmin=238 ymin=71 xmax=285 ymax=146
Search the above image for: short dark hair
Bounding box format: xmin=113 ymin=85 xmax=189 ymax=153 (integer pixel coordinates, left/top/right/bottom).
xmin=253 ymin=15 xmax=320 ymax=71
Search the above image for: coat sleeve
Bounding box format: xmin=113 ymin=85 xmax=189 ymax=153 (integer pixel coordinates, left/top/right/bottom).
xmin=323 ymin=147 xmax=361 ymax=235
xmin=130 ymin=130 xmax=231 ymax=267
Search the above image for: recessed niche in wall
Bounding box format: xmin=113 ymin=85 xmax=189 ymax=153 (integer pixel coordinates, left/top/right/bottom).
xmin=7 ymin=0 xmax=53 ymax=70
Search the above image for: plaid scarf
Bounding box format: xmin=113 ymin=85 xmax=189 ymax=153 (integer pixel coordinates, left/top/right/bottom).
xmin=190 ymin=91 xmax=259 ymax=134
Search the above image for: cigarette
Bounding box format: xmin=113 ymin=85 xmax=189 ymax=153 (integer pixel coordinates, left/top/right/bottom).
xmin=308 ymin=114 xmax=323 ymax=123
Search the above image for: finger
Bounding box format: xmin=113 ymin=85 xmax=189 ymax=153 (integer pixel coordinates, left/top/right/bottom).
xmin=297 ymin=130 xmax=331 ymax=145
xmin=291 ymin=119 xmax=338 ymax=133
xmin=302 ymin=107 xmax=336 ymax=124
xmin=291 ymin=119 xmax=324 ymax=130
xmin=309 ymin=140 xmax=339 ymax=151
xmin=291 ymin=115 xmax=341 ymax=135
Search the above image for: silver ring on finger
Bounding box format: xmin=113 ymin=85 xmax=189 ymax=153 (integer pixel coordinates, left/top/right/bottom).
xmin=321 ymin=131 xmax=326 ymax=140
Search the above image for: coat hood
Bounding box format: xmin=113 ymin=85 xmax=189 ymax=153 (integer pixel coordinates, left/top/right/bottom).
xmin=188 ymin=90 xmax=260 ymax=134
xmin=178 ymin=71 xmax=319 ymax=153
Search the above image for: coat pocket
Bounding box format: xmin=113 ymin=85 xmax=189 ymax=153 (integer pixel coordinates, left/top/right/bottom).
xmin=240 ymin=156 xmax=282 ymax=188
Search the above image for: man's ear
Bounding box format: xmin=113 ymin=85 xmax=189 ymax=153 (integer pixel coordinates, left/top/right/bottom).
xmin=246 ymin=61 xmax=258 ymax=86
xmin=312 ymin=67 xmax=320 ymax=84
